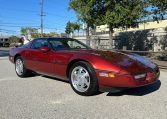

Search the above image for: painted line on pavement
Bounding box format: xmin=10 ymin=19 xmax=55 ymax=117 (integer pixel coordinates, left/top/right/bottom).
xmin=0 ymin=57 xmax=8 ymax=60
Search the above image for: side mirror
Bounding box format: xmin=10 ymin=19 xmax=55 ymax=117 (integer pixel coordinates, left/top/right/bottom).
xmin=39 ymin=47 xmax=50 ymax=53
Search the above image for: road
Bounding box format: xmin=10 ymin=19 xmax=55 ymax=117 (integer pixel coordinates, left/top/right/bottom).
xmin=0 ymin=57 xmax=167 ymax=119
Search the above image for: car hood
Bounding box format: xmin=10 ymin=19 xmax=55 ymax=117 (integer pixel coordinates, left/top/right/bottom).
xmin=86 ymin=49 xmax=156 ymax=74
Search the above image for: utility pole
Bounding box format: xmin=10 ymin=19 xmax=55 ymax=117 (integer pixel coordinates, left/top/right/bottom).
xmin=40 ymin=0 xmax=44 ymax=37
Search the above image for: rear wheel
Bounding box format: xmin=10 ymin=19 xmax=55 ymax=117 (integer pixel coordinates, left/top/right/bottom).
xmin=69 ymin=61 xmax=98 ymax=96
xmin=15 ymin=56 xmax=32 ymax=77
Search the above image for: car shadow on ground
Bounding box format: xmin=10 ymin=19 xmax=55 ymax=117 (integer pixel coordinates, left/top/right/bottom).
xmin=42 ymin=75 xmax=69 ymax=83
xmin=35 ymin=75 xmax=161 ymax=97
xmin=41 ymin=75 xmax=104 ymax=96
xmin=107 ymin=80 xmax=161 ymax=96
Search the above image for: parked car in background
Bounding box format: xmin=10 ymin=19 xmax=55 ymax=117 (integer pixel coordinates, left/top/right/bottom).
xmin=0 ymin=38 xmax=10 ymax=47
xmin=9 ymin=38 xmax=160 ymax=96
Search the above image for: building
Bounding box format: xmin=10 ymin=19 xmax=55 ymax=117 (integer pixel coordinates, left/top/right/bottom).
xmin=96 ymin=19 xmax=167 ymax=33
xmin=73 ymin=19 xmax=167 ymax=51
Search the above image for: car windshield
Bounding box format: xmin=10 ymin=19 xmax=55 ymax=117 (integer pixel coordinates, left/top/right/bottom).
xmin=48 ymin=38 xmax=91 ymax=50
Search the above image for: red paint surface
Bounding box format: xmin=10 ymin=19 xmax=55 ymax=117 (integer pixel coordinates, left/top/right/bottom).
xmin=9 ymin=39 xmax=160 ymax=89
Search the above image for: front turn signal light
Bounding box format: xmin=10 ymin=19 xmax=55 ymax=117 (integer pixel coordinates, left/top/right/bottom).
xmin=99 ymin=72 xmax=116 ymax=78
xmin=108 ymin=73 xmax=115 ymax=78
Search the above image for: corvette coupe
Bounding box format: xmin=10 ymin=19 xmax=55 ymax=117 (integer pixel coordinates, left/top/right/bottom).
xmin=9 ymin=38 xmax=160 ymax=96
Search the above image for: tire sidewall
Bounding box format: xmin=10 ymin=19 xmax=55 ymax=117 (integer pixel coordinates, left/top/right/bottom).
xmin=69 ymin=61 xmax=98 ymax=96
xmin=15 ymin=56 xmax=27 ymax=78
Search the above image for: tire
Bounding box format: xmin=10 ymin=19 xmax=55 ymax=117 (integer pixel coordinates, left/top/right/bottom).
xmin=69 ymin=61 xmax=98 ymax=96
xmin=15 ymin=56 xmax=32 ymax=78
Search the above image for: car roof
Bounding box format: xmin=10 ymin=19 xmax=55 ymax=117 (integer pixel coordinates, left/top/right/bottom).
xmin=34 ymin=37 xmax=73 ymax=41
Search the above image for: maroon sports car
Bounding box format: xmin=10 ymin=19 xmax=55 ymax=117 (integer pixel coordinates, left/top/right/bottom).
xmin=9 ymin=38 xmax=160 ymax=96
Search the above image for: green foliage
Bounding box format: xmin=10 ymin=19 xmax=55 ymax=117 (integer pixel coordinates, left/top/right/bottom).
xmin=31 ymin=33 xmax=41 ymax=38
xmin=8 ymin=36 xmax=19 ymax=43
xmin=149 ymin=0 xmax=167 ymax=20
xmin=68 ymin=0 xmax=167 ymax=48
xmin=20 ymin=27 xmax=59 ymax=38
xmin=73 ymin=22 xmax=80 ymax=32
xmin=42 ymin=32 xmax=59 ymax=37
xmin=70 ymin=1 xmax=144 ymax=27
xmin=69 ymin=0 xmax=149 ymax=48
xmin=65 ymin=21 xmax=80 ymax=34
xmin=103 ymin=0 xmax=146 ymax=29
xmin=65 ymin=21 xmax=73 ymax=34
xmin=69 ymin=0 xmax=98 ymax=45
xmin=69 ymin=0 xmax=146 ymax=29
xmin=69 ymin=0 xmax=96 ymax=27
xmin=20 ymin=27 xmax=39 ymax=39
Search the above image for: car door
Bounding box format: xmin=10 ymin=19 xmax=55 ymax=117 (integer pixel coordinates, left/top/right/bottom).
xmin=27 ymin=38 xmax=55 ymax=75
xmin=47 ymin=38 xmax=73 ymax=80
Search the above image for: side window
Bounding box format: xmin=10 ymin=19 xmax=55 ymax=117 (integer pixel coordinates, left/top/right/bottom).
xmin=31 ymin=39 xmax=48 ymax=49
xmin=67 ymin=40 xmax=85 ymax=49
xmin=49 ymin=40 xmax=67 ymax=50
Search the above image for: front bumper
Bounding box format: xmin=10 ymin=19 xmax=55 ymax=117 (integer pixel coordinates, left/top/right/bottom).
xmin=99 ymin=80 xmax=159 ymax=93
xmin=96 ymin=69 xmax=160 ymax=90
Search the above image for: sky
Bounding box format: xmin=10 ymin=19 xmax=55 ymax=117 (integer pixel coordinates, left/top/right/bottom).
xmin=0 ymin=0 xmax=77 ymax=36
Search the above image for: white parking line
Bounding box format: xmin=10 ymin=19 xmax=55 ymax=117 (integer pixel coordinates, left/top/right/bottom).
xmin=0 ymin=57 xmax=8 ymax=60
xmin=0 ymin=78 xmax=18 ymax=82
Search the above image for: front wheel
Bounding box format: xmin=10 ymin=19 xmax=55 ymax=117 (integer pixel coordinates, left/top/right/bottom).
xmin=69 ymin=61 xmax=98 ymax=96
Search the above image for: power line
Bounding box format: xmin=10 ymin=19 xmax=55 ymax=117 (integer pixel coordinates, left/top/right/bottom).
xmin=0 ymin=15 xmax=40 ymax=23
xmin=44 ymin=12 xmax=75 ymax=19
xmin=0 ymin=24 xmax=40 ymax=28
xmin=0 ymin=29 xmax=18 ymax=33
xmin=18 ymin=2 xmax=74 ymax=18
xmin=0 ymin=22 xmax=38 ymax=25
xmin=0 ymin=6 xmax=39 ymax=14
xmin=0 ymin=0 xmax=74 ymax=35
xmin=0 ymin=8 xmax=74 ymax=19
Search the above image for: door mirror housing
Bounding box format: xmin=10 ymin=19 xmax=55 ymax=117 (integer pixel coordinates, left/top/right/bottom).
xmin=39 ymin=47 xmax=50 ymax=52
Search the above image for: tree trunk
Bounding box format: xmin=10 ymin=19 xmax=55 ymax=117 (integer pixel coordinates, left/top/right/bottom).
xmin=109 ymin=27 xmax=114 ymax=49
xmin=86 ymin=25 xmax=90 ymax=46
xmin=71 ymin=32 xmax=73 ymax=38
xmin=78 ymin=30 xmax=79 ymax=37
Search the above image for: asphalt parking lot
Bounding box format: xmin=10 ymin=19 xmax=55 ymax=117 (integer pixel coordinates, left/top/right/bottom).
xmin=0 ymin=56 xmax=167 ymax=119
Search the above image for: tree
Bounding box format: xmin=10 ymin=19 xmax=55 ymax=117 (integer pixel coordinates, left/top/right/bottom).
xmin=43 ymin=32 xmax=59 ymax=37
xmin=65 ymin=21 xmax=81 ymax=37
xmin=20 ymin=27 xmax=59 ymax=39
xmin=20 ymin=27 xmax=39 ymax=39
xmin=73 ymin=22 xmax=81 ymax=36
xmin=94 ymin=0 xmax=147 ymax=49
xmin=69 ymin=0 xmax=96 ymax=45
xmin=149 ymin=0 xmax=167 ymax=21
xmin=69 ymin=0 xmax=147 ymax=49
xmin=8 ymin=36 xmax=19 ymax=44
xmin=65 ymin=21 xmax=74 ymax=37
xmin=30 ymin=28 xmax=39 ymax=38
